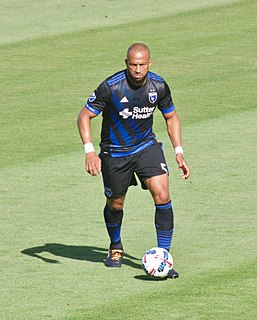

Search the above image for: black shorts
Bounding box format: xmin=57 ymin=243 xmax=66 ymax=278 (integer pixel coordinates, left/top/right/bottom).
xmin=99 ymin=142 xmax=169 ymax=199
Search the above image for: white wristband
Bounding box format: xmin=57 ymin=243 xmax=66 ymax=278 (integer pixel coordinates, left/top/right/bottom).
xmin=175 ymin=146 xmax=184 ymax=155
xmin=84 ymin=142 xmax=95 ymax=154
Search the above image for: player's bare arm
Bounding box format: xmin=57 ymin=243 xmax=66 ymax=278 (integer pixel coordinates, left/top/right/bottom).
xmin=163 ymin=110 xmax=190 ymax=180
xmin=77 ymin=107 xmax=102 ymax=176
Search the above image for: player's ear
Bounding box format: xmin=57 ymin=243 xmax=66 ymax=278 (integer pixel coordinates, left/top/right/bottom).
xmin=149 ymin=59 xmax=152 ymax=67
xmin=125 ymin=58 xmax=128 ymax=66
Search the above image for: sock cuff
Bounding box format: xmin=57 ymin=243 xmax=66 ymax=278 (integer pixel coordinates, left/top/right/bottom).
xmin=104 ymin=205 xmax=123 ymax=225
xmin=155 ymin=201 xmax=172 ymax=210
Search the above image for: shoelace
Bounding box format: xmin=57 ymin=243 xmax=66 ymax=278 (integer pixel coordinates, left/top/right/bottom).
xmin=110 ymin=250 xmax=123 ymax=261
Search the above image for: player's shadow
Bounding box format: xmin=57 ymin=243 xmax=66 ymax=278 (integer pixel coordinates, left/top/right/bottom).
xmin=21 ymin=243 xmax=141 ymax=269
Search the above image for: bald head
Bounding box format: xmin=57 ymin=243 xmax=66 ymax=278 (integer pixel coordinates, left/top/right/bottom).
xmin=127 ymin=43 xmax=151 ymax=60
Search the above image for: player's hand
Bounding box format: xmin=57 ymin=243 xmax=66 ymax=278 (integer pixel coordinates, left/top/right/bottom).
xmin=176 ymin=154 xmax=190 ymax=180
xmin=85 ymin=152 xmax=102 ymax=176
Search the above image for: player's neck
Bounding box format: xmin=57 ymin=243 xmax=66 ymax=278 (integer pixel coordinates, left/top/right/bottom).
xmin=126 ymin=70 xmax=147 ymax=89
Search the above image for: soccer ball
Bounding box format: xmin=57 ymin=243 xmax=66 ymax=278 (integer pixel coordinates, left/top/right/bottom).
xmin=142 ymin=247 xmax=173 ymax=278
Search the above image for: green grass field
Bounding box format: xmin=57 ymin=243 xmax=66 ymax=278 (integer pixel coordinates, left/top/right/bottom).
xmin=1 ymin=0 xmax=257 ymax=319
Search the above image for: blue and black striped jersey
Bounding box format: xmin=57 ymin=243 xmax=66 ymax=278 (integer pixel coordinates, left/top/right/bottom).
xmin=85 ymin=69 xmax=175 ymax=157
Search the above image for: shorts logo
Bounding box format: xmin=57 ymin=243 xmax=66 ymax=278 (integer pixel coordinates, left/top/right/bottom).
xmin=148 ymin=92 xmax=157 ymax=104
xmin=88 ymin=92 xmax=96 ymax=103
xmin=160 ymin=163 xmax=168 ymax=174
xmin=104 ymin=187 xmax=112 ymax=198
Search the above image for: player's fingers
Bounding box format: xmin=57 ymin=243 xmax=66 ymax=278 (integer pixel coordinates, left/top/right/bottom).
xmin=86 ymin=162 xmax=96 ymax=176
xmin=91 ymin=165 xmax=100 ymax=176
xmin=95 ymin=165 xmax=101 ymax=175
xmin=96 ymin=159 xmax=102 ymax=174
xmin=179 ymin=161 xmax=190 ymax=180
xmin=181 ymin=172 xmax=189 ymax=179
xmin=91 ymin=160 xmax=101 ymax=175
xmin=89 ymin=161 xmax=102 ymax=176
xmin=182 ymin=166 xmax=190 ymax=179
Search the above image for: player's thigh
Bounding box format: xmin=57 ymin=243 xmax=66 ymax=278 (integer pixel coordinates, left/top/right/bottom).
xmin=135 ymin=142 xmax=170 ymax=204
xmin=100 ymin=152 xmax=134 ymax=199
xmin=144 ymin=174 xmax=170 ymax=204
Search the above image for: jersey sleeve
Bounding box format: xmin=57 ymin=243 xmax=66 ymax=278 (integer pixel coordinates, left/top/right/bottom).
xmin=158 ymin=81 xmax=175 ymax=114
xmin=85 ymin=80 xmax=111 ymax=115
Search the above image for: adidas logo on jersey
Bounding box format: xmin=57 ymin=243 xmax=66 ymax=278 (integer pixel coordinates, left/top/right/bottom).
xmin=120 ymin=96 xmax=129 ymax=103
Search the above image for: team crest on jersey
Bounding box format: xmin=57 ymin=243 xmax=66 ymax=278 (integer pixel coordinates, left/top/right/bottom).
xmin=148 ymin=92 xmax=157 ymax=103
xmin=88 ymin=92 xmax=96 ymax=103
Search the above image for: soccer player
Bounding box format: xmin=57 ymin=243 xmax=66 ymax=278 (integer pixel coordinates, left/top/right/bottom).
xmin=77 ymin=43 xmax=190 ymax=278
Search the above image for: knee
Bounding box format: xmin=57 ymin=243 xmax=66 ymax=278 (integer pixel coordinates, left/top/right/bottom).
xmin=153 ymin=192 xmax=170 ymax=205
xmin=107 ymin=198 xmax=124 ymax=211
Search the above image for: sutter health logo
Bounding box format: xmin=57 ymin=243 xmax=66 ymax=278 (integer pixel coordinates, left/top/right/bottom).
xmin=119 ymin=106 xmax=155 ymax=119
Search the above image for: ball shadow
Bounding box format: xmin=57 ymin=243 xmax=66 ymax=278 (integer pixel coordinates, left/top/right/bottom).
xmin=134 ymin=274 xmax=168 ymax=281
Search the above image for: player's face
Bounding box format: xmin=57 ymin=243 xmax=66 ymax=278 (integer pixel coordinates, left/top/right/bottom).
xmin=125 ymin=50 xmax=152 ymax=87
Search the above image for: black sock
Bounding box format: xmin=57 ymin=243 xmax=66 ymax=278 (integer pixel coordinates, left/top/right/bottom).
xmin=104 ymin=205 xmax=123 ymax=249
xmin=155 ymin=201 xmax=174 ymax=251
